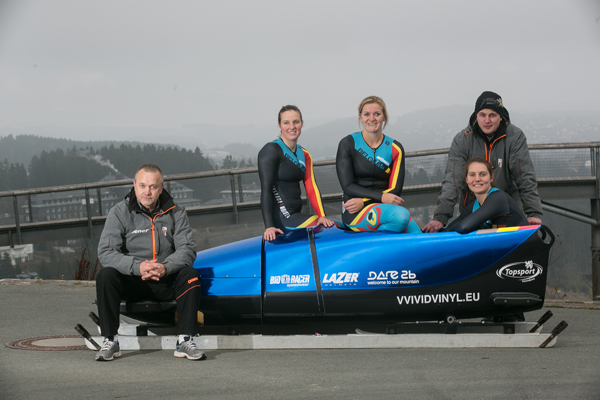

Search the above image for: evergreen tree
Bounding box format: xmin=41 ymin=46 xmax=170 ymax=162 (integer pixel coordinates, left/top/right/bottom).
xmin=222 ymin=155 xmax=238 ymax=169
xmin=7 ymin=163 xmax=28 ymax=190
xmin=413 ymin=168 xmax=430 ymax=185
xmin=0 ymin=159 xmax=8 ymax=191
xmin=28 ymin=149 xmax=112 ymax=188
xmin=431 ymin=164 xmax=444 ymax=184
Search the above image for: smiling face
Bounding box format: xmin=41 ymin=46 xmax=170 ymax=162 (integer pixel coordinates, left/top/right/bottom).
xmin=359 ymin=103 xmax=386 ymax=135
xmin=466 ymin=161 xmax=493 ymax=196
xmin=476 ymin=109 xmax=503 ymax=136
xmin=134 ymin=169 xmax=164 ymax=211
xmin=278 ymin=110 xmax=303 ymax=145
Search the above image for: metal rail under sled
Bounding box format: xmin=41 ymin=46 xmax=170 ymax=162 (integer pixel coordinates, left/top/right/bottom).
xmin=79 ymin=311 xmax=568 ymax=350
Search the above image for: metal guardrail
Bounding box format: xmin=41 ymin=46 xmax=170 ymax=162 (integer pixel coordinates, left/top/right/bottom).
xmin=1 ymin=142 xmax=599 ymax=246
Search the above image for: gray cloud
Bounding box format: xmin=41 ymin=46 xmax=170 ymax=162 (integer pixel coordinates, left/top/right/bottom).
xmin=1 ymin=0 xmax=599 ymax=142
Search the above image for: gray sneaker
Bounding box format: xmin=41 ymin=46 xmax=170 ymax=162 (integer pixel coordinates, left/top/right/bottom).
xmin=95 ymin=338 xmax=121 ymax=361
xmin=174 ymin=338 xmax=206 ymax=360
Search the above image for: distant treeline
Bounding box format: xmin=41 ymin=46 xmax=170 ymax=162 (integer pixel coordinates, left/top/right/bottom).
xmin=0 ymin=142 xmax=214 ymax=192
xmin=0 ymin=134 xmax=150 ymax=166
xmin=0 ymin=160 xmax=28 ymax=191
xmin=0 ymin=139 xmax=442 ymax=192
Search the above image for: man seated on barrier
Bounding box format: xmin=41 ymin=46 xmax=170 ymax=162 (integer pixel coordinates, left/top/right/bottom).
xmin=423 ymin=91 xmax=543 ymax=233
xmin=95 ymin=164 xmax=205 ymax=361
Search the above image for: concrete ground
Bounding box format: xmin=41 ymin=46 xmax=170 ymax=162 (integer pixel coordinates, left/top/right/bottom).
xmin=1 ymin=280 xmax=599 ymax=400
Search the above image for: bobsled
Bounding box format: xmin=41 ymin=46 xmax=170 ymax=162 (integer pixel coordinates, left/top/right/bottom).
xmin=191 ymin=224 xmax=555 ymax=326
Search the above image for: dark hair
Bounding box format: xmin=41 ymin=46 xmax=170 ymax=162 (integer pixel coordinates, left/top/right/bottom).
xmin=278 ymin=105 xmax=303 ymax=124
xmin=358 ymin=95 xmax=389 ymax=130
xmin=135 ymin=164 xmax=164 ymax=183
xmin=464 ymin=157 xmax=494 ymax=186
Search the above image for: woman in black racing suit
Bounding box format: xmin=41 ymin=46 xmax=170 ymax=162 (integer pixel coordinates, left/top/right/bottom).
xmin=446 ymin=157 xmax=529 ymax=323
xmin=258 ymin=105 xmax=334 ymax=241
xmin=336 ymin=96 xmax=420 ymax=233
xmin=446 ymin=157 xmax=528 ymax=233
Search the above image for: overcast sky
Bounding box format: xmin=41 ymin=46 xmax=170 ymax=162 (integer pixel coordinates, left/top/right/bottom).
xmin=1 ymin=0 xmax=599 ymax=136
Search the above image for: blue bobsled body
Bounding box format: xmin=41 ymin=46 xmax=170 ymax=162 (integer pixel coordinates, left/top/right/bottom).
xmin=193 ymin=225 xmax=554 ymax=324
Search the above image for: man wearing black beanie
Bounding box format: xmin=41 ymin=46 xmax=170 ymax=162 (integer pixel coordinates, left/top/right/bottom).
xmin=423 ymin=91 xmax=543 ymax=233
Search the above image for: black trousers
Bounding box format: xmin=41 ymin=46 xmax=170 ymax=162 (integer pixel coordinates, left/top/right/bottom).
xmin=96 ymin=266 xmax=201 ymax=337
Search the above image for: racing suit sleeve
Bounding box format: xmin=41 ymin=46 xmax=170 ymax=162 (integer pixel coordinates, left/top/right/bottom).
xmin=302 ymin=148 xmax=326 ymax=217
xmin=258 ymin=143 xmax=280 ymax=229
xmin=507 ymin=129 xmax=543 ymax=219
xmin=383 ymin=140 xmax=405 ymax=196
xmin=336 ymin=135 xmax=384 ymax=202
xmin=98 ymin=204 xmax=141 ymax=276
xmin=432 ymin=132 xmax=470 ymax=225
xmin=162 ymin=206 xmax=197 ymax=275
xmin=446 ymin=191 xmax=510 ymax=234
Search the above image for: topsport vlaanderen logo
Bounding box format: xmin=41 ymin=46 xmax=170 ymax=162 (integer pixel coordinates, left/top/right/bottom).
xmin=496 ymin=261 xmax=543 ymax=283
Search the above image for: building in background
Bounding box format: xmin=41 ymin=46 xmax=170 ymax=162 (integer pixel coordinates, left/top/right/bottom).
xmin=21 ymin=174 xmax=201 ymax=223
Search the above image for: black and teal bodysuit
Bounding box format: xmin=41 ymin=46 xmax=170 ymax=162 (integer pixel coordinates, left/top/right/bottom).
xmin=446 ymin=188 xmax=528 ymax=234
xmin=258 ymin=138 xmax=326 ymax=231
xmin=336 ymin=132 xmax=419 ymax=233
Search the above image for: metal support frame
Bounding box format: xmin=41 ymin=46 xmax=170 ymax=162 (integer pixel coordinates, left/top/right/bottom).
xmin=230 ymin=174 xmax=239 ymax=224
xmin=592 ymin=199 xmax=600 ymax=300
xmin=12 ymin=195 xmax=22 ymax=245
xmin=84 ymin=317 xmax=567 ymax=350
xmin=592 ymin=147 xmax=600 ymax=299
xmin=541 ymin=201 xmax=599 ymax=226
xmin=593 ymin=147 xmax=600 ymax=199
xmin=84 ymin=188 xmax=93 ymax=239
xmin=237 ymin=174 xmax=244 ymax=203
xmin=27 ymin=194 xmax=33 ymax=223
xmin=96 ymin=188 xmax=103 ymax=216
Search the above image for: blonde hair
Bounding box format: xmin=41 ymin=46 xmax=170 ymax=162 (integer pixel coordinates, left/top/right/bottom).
xmin=358 ymin=96 xmax=388 ymax=130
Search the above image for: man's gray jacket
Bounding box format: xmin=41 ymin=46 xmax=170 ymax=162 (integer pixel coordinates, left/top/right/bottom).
xmin=433 ymin=123 xmax=543 ymax=225
xmin=98 ymin=188 xmax=197 ymax=276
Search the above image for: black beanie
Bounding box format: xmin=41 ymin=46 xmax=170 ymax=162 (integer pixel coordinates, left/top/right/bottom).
xmin=469 ymin=91 xmax=511 ymax=127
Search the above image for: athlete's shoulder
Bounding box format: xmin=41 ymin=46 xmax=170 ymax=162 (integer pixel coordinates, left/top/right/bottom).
xmin=388 ymin=137 xmax=404 ymax=151
xmin=505 ymin=123 xmax=524 ymax=134
xmin=487 ymin=187 xmax=503 ymax=197
xmin=298 ymin=144 xmax=312 ymax=157
xmin=258 ymin=140 xmax=283 ymax=160
xmin=486 ymin=188 xmax=510 ymax=203
xmin=338 ymin=133 xmax=358 ymax=148
xmin=259 ymin=140 xmax=282 ymax=152
xmin=451 ymin=126 xmax=477 ymax=147
xmin=347 ymin=132 xmax=362 ymax=143
xmin=458 ymin=125 xmax=474 ymax=138
xmin=504 ymin=123 xmax=527 ymax=142
xmin=111 ymin=198 xmax=130 ymax=215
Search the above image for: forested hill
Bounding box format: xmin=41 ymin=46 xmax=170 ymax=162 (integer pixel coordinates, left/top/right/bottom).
xmin=0 ymin=137 xmax=214 ymax=191
xmin=0 ymin=134 xmax=151 ymax=166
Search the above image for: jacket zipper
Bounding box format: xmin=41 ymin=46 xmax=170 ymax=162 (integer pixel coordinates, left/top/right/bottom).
xmin=485 ymin=134 xmax=506 ymax=166
xmin=148 ymin=205 xmax=176 ymax=260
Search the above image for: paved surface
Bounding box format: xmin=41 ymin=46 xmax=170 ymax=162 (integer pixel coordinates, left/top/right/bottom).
xmin=1 ymin=281 xmax=599 ymax=400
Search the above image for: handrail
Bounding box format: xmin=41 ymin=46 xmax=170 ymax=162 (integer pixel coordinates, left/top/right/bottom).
xmin=1 ymin=141 xmax=599 ymax=245
xmin=1 ymin=141 xmax=598 ymax=198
